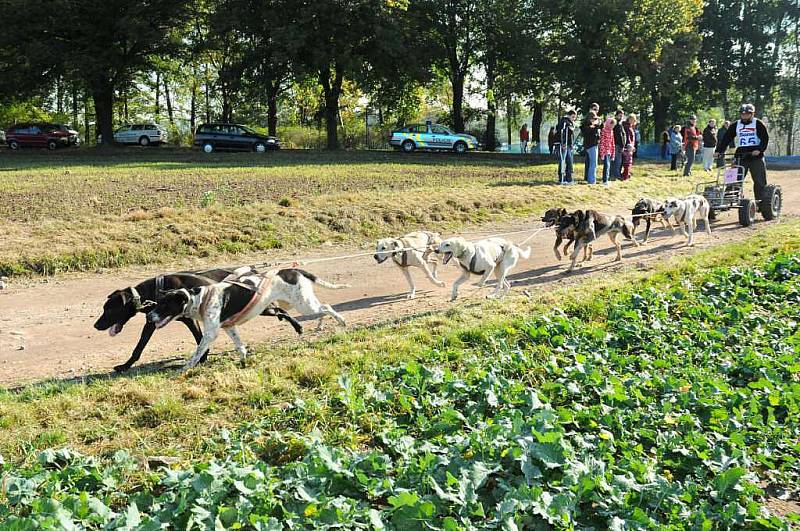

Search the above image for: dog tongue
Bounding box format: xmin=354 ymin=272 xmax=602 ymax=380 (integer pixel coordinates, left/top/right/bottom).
xmin=109 ymin=323 xmax=123 ymax=337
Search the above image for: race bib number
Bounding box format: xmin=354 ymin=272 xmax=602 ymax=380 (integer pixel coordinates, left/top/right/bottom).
xmin=737 ymin=125 xmax=759 ymax=147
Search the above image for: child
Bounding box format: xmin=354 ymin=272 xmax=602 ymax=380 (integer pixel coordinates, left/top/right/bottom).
xmin=621 ymin=143 xmax=634 ymax=180
xmin=598 ymin=117 xmax=616 ymax=186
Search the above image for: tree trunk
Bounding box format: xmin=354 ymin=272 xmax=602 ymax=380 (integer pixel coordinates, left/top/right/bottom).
xmin=164 ymin=76 xmax=174 ymax=125
xmin=531 ymin=101 xmax=544 ymax=145
xmin=92 ymin=78 xmax=115 ymax=146
xmin=155 ymin=72 xmax=161 ymax=121
xmin=190 ymin=68 xmax=197 ymax=133
xmin=71 ymin=85 xmax=79 ymax=129
xmin=56 ymin=77 xmax=64 ymax=114
xmin=506 ymin=98 xmax=512 ymax=145
xmin=320 ymin=65 xmax=343 ymax=150
xmin=204 ymin=66 xmax=211 ymax=123
xmin=651 ymin=91 xmax=669 ymax=143
xmin=484 ymin=54 xmax=497 ymax=151
xmin=451 ymin=72 xmax=465 ymax=133
xmin=267 ymin=85 xmax=278 ymax=137
xmin=221 ymin=89 xmax=232 ymax=122
xmin=84 ymin=91 xmax=90 ymax=145
xmin=123 ymin=90 xmax=129 ymax=122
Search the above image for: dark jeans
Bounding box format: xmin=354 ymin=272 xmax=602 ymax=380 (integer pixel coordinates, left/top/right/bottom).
xmin=670 ymin=154 xmax=678 ymax=170
xmin=683 ymin=148 xmax=696 ymax=176
xmin=611 ymin=146 xmax=623 ymax=178
xmin=558 ymin=146 xmax=573 ymax=183
xmin=737 ymin=155 xmax=767 ymax=200
xmin=661 ymin=144 xmax=668 ymax=160
xmin=602 ymin=154 xmax=613 ymax=183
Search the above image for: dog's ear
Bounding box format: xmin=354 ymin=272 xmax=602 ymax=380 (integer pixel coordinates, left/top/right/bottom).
xmin=559 ymin=208 xmax=567 ymax=217
xmin=188 ymin=287 xmax=202 ymax=296
xmin=119 ymin=289 xmax=133 ymax=306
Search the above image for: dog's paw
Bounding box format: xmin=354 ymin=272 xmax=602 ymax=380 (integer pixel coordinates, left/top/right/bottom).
xmin=406 ymin=293 xmax=416 ymax=300
xmin=113 ymin=364 xmax=129 ymax=373
xmin=435 ymin=280 xmax=446 ymax=287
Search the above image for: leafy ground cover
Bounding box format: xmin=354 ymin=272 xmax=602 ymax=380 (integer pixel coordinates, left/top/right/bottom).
xmin=1 ymin=227 xmax=798 ymax=528
xmin=0 ymin=149 xmax=692 ymax=276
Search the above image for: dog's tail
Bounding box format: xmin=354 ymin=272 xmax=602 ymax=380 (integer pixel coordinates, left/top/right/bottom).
xmin=298 ymin=269 xmax=350 ymax=290
xmin=517 ymin=245 xmax=531 ymax=260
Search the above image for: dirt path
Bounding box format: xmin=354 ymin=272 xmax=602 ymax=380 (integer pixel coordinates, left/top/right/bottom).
xmin=1 ymin=168 xmax=797 ymax=386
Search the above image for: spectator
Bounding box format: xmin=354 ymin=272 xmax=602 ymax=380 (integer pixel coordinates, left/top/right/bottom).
xmin=623 ymin=114 xmax=637 ymax=170
xmin=555 ymin=110 xmax=577 ymax=184
xmin=668 ymin=125 xmax=683 ymax=170
xmin=633 ymin=121 xmax=641 ymax=158
xmin=702 ymin=119 xmax=717 ymax=171
xmin=519 ymin=123 xmax=529 ymax=154
xmin=660 ymin=128 xmax=669 ymax=160
xmin=547 ymin=126 xmax=556 ymax=155
xmin=716 ymin=120 xmax=731 ymax=168
xmin=621 ymin=143 xmax=634 ymax=180
xmin=612 ymin=109 xmax=626 ymax=178
xmin=580 ymin=110 xmax=601 ymax=184
xmin=681 ymin=115 xmax=701 ymax=176
xmin=590 ymin=102 xmax=600 ymax=115
xmin=599 ymin=117 xmax=616 ymax=187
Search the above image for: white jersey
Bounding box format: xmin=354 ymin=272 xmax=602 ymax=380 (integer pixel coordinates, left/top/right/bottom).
xmin=735 ymin=120 xmax=761 ymax=148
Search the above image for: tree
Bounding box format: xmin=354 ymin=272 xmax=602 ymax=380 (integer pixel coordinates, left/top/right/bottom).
xmin=0 ymin=0 xmax=191 ymax=144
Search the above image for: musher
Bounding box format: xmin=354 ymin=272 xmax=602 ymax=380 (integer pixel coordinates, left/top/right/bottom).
xmin=715 ymin=103 xmax=770 ymax=202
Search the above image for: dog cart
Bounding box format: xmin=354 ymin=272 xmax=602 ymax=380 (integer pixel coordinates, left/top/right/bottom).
xmin=696 ymin=157 xmax=782 ymax=227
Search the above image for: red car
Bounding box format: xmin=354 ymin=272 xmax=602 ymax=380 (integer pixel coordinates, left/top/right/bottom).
xmin=5 ymin=123 xmax=80 ymax=150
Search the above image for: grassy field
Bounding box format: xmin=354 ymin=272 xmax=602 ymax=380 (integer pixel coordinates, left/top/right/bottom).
xmin=0 ymin=149 xmax=695 ymax=276
xmin=2 ymin=223 xmax=799 ymax=527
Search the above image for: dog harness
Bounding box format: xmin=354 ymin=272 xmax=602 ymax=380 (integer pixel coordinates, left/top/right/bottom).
xmin=392 ymin=238 xmax=412 ymax=268
xmin=459 ymin=244 xmax=508 ymax=275
xmin=220 ymin=276 xmax=273 ymax=328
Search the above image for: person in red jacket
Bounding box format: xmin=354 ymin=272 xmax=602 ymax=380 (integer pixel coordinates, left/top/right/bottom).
xmin=715 ymin=103 xmax=770 ymax=202
xmin=681 ymin=115 xmax=701 ymax=177
xmin=519 ymin=123 xmax=530 ymax=154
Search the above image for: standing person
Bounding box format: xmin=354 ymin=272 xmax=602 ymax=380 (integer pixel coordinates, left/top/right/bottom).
xmin=661 ymin=128 xmax=670 ymax=160
xmin=598 ymin=117 xmax=616 ymax=187
xmin=580 ymin=110 xmax=601 ymax=184
xmin=555 ymin=110 xmax=577 ymax=184
xmin=623 ymin=114 xmax=637 ymax=173
xmin=715 ymin=103 xmax=770 ymax=202
xmin=702 ymin=119 xmax=717 ymax=171
xmin=621 ymin=143 xmax=634 ymax=180
xmin=633 ymin=122 xmax=641 ymax=159
xmin=681 ymin=115 xmax=701 ymax=176
xmin=716 ymin=120 xmax=731 ymax=168
xmin=589 ymin=102 xmax=600 ymax=115
xmin=547 ymin=126 xmax=556 ymax=155
xmin=519 ymin=123 xmax=530 ymax=154
xmin=668 ymin=125 xmax=683 ymax=170
xmin=612 ymin=109 xmax=626 ymax=179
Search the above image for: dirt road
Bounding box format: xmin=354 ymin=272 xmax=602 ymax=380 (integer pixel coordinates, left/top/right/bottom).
xmin=1 ymin=168 xmax=797 ymax=386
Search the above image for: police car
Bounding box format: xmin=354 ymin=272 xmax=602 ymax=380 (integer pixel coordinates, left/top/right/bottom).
xmin=389 ymin=123 xmax=479 ymax=153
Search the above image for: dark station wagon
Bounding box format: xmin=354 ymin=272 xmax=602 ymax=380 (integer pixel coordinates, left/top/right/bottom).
xmin=193 ymin=123 xmax=280 ymax=153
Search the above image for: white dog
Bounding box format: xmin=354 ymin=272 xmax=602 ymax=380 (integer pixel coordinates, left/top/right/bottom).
xmin=374 ymin=231 xmax=445 ymax=299
xmin=662 ymin=194 xmax=712 ymax=246
xmin=146 ymin=268 xmax=349 ymax=368
xmin=437 ymin=237 xmax=531 ymax=301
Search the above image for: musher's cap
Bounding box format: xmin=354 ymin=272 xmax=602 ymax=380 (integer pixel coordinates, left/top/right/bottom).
xmin=740 ymin=103 xmax=755 ymax=113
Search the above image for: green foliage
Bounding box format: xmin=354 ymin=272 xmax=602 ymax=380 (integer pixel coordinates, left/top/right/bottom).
xmin=3 ymin=253 xmax=798 ymax=528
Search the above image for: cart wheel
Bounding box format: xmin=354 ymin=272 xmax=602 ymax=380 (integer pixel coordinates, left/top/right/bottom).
xmin=739 ymin=198 xmax=756 ymax=227
xmin=760 ymin=184 xmax=781 ymax=220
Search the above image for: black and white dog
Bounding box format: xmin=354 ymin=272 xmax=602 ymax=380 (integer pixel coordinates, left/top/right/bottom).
xmin=631 ymin=198 xmax=674 ymax=244
xmin=145 ymin=268 xmax=348 ymax=369
xmin=662 ymin=195 xmax=712 ymax=247
xmin=94 ymin=268 xmax=301 ymax=372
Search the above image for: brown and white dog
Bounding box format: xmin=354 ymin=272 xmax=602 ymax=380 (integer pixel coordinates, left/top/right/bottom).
xmin=437 ymin=237 xmax=531 ymax=301
xmin=146 ymin=269 xmax=348 ymax=369
xmin=541 ymin=208 xmax=575 ymax=260
xmin=557 ymin=210 xmax=640 ymax=272
xmin=662 ymin=195 xmax=712 ymax=246
xmin=374 ymin=231 xmax=445 ymax=299
xmin=631 ymin=198 xmax=675 ymax=244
